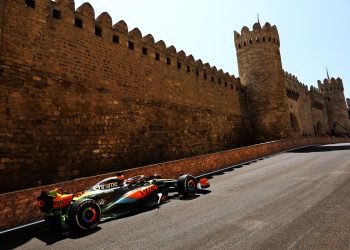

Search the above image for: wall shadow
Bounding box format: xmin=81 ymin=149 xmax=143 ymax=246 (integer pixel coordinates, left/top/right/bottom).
xmin=288 ymin=144 xmax=350 ymax=153
xmin=0 ymin=188 xmax=209 ymax=248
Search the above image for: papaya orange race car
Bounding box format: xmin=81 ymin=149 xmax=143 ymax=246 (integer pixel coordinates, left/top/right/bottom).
xmin=37 ymin=174 xmax=210 ymax=231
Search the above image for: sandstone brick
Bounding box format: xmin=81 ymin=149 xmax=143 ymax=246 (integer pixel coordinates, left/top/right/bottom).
xmin=0 ymin=1 xmax=349 ymax=194
xmin=1 ymin=158 xmax=9 ymax=163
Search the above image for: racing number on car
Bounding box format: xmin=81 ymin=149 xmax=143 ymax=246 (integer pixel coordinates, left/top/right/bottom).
xmin=138 ymin=185 xmax=157 ymax=197
xmin=126 ymin=184 xmax=158 ymax=199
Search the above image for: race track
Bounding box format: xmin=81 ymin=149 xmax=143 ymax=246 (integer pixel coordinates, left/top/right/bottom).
xmin=1 ymin=143 xmax=350 ymax=250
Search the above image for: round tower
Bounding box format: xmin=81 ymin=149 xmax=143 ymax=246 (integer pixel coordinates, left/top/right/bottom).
xmin=234 ymin=22 xmax=291 ymax=142
xmin=318 ymin=78 xmax=350 ymax=135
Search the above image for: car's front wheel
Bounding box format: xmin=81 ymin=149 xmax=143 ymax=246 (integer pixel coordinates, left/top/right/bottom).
xmin=177 ymin=174 xmax=197 ymax=198
xmin=68 ymin=199 xmax=101 ymax=231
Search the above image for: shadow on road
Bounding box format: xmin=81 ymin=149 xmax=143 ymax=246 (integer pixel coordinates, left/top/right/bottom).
xmin=203 ymin=157 xmax=267 ymax=180
xmin=288 ymin=144 xmax=350 ymax=153
xmin=0 ymin=221 xmax=102 ymax=250
xmin=0 ymin=192 xmax=207 ymax=249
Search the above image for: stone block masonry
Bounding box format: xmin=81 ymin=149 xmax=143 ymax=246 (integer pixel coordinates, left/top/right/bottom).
xmin=0 ymin=0 xmax=349 ymax=193
xmin=0 ymin=0 xmax=249 ymax=192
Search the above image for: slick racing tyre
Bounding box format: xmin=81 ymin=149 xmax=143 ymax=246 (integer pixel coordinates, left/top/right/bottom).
xmin=68 ymin=199 xmax=101 ymax=231
xmin=177 ymin=174 xmax=197 ymax=198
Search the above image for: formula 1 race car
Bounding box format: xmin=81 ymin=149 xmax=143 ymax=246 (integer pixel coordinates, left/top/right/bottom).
xmin=37 ymin=174 xmax=210 ymax=231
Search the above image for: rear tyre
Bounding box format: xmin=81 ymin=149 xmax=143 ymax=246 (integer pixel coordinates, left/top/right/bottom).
xmin=177 ymin=174 xmax=197 ymax=198
xmin=68 ymin=199 xmax=101 ymax=231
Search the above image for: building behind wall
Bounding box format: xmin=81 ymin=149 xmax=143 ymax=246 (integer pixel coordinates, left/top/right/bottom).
xmin=0 ymin=0 xmax=349 ymax=192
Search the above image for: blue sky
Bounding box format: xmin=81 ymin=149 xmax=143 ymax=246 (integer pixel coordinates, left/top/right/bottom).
xmin=75 ymin=0 xmax=350 ymax=101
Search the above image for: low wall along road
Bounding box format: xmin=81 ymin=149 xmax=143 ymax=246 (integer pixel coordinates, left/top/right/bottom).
xmin=1 ymin=137 xmax=350 ymax=231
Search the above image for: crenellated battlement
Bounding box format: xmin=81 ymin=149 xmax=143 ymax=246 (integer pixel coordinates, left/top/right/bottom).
xmin=234 ymin=22 xmax=280 ymax=50
xmin=309 ymin=85 xmax=326 ymax=110
xmin=1 ymin=1 xmax=348 ymax=193
xmin=284 ymin=70 xmax=308 ymax=101
xmin=284 ymin=70 xmax=309 ymax=99
xmin=310 ymin=85 xmax=323 ymax=95
xmin=316 ymin=76 xmax=349 ymax=132
xmin=0 ymin=0 xmax=249 ymax=192
xmin=234 ymin=21 xmax=290 ymax=141
xmin=13 ymin=0 xmax=240 ymax=88
xmin=317 ymin=77 xmax=344 ymax=92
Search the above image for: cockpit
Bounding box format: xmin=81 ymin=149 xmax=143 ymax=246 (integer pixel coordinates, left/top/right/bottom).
xmin=89 ymin=176 xmax=125 ymax=191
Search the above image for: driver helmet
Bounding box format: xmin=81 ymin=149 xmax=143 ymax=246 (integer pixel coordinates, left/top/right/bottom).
xmin=116 ymin=173 xmax=125 ymax=186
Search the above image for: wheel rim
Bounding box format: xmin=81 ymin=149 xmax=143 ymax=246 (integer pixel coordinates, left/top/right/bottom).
xmin=186 ymin=179 xmax=196 ymax=192
xmin=82 ymin=207 xmax=97 ymax=223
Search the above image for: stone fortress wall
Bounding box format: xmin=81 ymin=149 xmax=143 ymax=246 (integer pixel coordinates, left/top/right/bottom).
xmin=317 ymin=78 xmax=350 ymax=133
xmin=284 ymin=72 xmax=314 ymax=137
xmin=233 ymin=22 xmax=349 ymax=139
xmin=234 ymin=22 xmax=291 ymax=142
xmin=0 ymin=0 xmax=251 ymax=192
xmin=0 ymin=0 xmax=349 ymax=192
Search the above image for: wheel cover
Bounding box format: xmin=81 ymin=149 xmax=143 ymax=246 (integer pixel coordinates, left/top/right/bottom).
xmin=82 ymin=207 xmax=97 ymax=223
xmin=186 ymin=179 xmax=196 ymax=192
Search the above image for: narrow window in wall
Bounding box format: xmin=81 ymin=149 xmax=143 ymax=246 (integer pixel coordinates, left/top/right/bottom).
xmin=244 ymin=41 xmax=247 ymax=46
xmin=238 ymin=44 xmax=241 ymax=49
xmin=218 ymin=79 xmax=221 ymax=84
xmin=187 ymin=66 xmax=191 ymax=73
xmin=75 ymin=18 xmax=83 ymax=28
xmin=204 ymin=73 xmax=207 ymax=80
xmin=250 ymin=39 xmax=253 ymax=44
xmin=113 ymin=35 xmax=119 ymax=44
xmin=53 ymin=9 xmax=61 ymax=19
xmin=177 ymin=62 xmax=181 ymax=69
xmin=263 ymin=37 xmax=265 ymax=42
xmin=225 ymin=81 xmax=228 ymax=87
xmin=155 ymin=53 xmax=160 ymax=61
xmin=196 ymin=69 xmax=199 ymax=76
xmin=128 ymin=41 xmax=134 ymax=50
xmin=231 ymin=84 xmax=233 ymax=89
xmin=269 ymin=37 xmax=272 ymax=42
xmin=95 ymin=26 xmax=102 ymax=37
xmin=167 ymin=58 xmax=171 ymax=65
xmin=142 ymin=47 xmax=148 ymax=56
xmin=25 ymin=0 xmax=35 ymax=8
xmin=211 ymin=76 xmax=214 ymax=82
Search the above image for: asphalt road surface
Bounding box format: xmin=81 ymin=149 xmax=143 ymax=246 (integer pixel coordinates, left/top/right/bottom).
xmin=1 ymin=143 xmax=350 ymax=250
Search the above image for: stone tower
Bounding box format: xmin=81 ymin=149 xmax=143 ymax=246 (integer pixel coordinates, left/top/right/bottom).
xmin=234 ymin=22 xmax=291 ymax=142
xmin=318 ymin=78 xmax=350 ymax=134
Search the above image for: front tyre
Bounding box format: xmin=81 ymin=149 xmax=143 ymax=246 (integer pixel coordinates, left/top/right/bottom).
xmin=177 ymin=174 xmax=197 ymax=198
xmin=68 ymin=199 xmax=101 ymax=231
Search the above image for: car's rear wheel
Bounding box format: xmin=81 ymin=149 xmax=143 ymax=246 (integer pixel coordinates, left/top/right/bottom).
xmin=177 ymin=174 xmax=197 ymax=198
xmin=68 ymin=199 xmax=101 ymax=231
